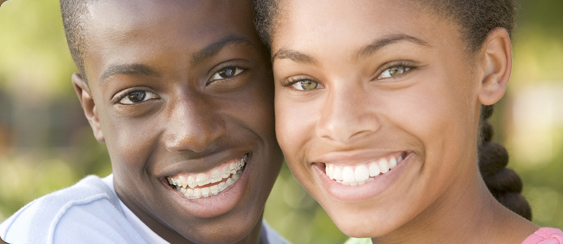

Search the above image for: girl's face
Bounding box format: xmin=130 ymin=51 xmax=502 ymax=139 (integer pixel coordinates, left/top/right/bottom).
xmin=272 ymin=0 xmax=487 ymax=237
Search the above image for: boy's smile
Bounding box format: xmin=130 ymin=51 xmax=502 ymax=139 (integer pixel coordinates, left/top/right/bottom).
xmin=71 ymin=0 xmax=283 ymax=243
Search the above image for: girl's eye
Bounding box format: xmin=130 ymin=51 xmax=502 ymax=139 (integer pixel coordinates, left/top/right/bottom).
xmin=378 ymin=65 xmax=411 ymax=79
xmin=210 ymin=67 xmax=245 ymax=81
xmin=291 ymin=80 xmax=324 ymax=91
xmin=119 ymin=90 xmax=159 ymax=105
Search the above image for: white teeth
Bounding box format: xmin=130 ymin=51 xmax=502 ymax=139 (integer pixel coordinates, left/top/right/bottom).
xmin=178 ymin=175 xmax=187 ymax=187
xmin=369 ymin=161 xmax=380 ymax=177
xmin=187 ymin=176 xmax=197 ymax=188
xmin=201 ymin=187 xmax=210 ymax=197
xmin=325 ymin=154 xmax=404 ymax=186
xmin=210 ymin=185 xmax=219 ymax=195
xmin=167 ymin=154 xmax=248 ymax=199
xmin=326 ymin=164 xmax=334 ymax=180
xmin=333 ymin=167 xmax=343 ymax=181
xmin=378 ymin=158 xmax=390 ymax=174
xmin=196 ymin=173 xmax=208 ymax=186
xmin=389 ymin=157 xmax=397 ymax=169
xmin=218 ymin=182 xmax=226 ymax=191
xmin=342 ymin=167 xmax=355 ymax=183
xmin=210 ymin=169 xmax=222 ymax=183
xmin=354 ymin=165 xmax=369 ymax=182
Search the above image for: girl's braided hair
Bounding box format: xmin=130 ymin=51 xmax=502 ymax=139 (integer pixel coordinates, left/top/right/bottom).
xmin=253 ymin=0 xmax=532 ymax=220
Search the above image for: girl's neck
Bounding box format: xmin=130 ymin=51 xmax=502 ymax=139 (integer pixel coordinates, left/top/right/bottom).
xmin=371 ymin=171 xmax=538 ymax=244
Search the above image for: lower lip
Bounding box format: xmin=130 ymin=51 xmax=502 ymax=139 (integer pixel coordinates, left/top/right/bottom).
xmin=162 ymin=154 xmax=252 ymax=218
xmin=315 ymin=152 xmax=413 ymax=203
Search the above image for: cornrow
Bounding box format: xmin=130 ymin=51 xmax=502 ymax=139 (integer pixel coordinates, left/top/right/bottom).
xmin=478 ymin=105 xmax=532 ymax=220
xmin=253 ymin=0 xmax=532 ymax=220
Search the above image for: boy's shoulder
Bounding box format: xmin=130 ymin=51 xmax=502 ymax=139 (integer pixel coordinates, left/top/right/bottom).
xmin=0 ymin=175 xmax=148 ymax=244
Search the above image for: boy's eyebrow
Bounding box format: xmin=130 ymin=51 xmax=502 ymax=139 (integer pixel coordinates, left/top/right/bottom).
xmin=98 ymin=35 xmax=254 ymax=86
xmin=271 ymin=48 xmax=318 ymax=65
xmin=357 ymin=34 xmax=431 ymax=59
xmin=191 ymin=35 xmax=256 ymax=66
xmin=99 ymin=63 xmax=158 ymax=85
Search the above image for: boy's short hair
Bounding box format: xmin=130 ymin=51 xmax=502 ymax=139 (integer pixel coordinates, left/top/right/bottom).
xmin=60 ymin=0 xmax=91 ymax=80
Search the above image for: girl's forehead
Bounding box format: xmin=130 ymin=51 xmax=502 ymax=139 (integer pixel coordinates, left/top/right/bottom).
xmin=273 ymin=0 xmax=460 ymax=57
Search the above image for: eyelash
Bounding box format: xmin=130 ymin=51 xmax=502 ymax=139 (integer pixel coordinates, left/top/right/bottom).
xmin=113 ymin=88 xmax=159 ymax=105
xmin=375 ymin=60 xmax=417 ymax=80
xmin=281 ymin=75 xmax=323 ymax=92
xmin=207 ymin=65 xmax=248 ymax=85
xmin=280 ymin=60 xmax=417 ymax=91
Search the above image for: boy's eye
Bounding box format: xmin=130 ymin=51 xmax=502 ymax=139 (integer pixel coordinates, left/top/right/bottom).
xmin=210 ymin=67 xmax=245 ymax=81
xmin=119 ymin=90 xmax=159 ymax=105
xmin=291 ymin=80 xmax=324 ymax=91
xmin=378 ymin=65 xmax=411 ymax=79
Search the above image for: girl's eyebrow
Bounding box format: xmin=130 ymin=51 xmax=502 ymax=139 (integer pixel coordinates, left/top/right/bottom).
xmin=271 ymin=48 xmax=318 ymax=65
xmin=271 ymin=34 xmax=430 ymax=65
xmin=357 ymin=34 xmax=431 ymax=60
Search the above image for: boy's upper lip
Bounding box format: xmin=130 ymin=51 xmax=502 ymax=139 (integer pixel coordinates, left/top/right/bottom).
xmin=155 ymin=148 xmax=251 ymax=178
xmin=311 ymin=149 xmax=404 ymax=165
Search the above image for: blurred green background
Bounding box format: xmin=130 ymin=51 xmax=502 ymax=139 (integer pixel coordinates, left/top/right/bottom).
xmin=0 ymin=1 xmax=562 ymax=243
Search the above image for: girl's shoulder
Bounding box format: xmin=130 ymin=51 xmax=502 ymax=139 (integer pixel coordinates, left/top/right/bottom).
xmin=522 ymin=227 xmax=563 ymax=244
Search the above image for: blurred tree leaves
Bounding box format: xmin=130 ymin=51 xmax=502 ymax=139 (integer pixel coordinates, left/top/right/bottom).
xmin=0 ymin=0 xmax=562 ymax=243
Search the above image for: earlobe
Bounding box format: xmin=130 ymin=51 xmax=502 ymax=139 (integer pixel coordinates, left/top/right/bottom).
xmin=478 ymin=27 xmax=512 ymax=106
xmin=72 ymin=73 xmax=105 ymax=143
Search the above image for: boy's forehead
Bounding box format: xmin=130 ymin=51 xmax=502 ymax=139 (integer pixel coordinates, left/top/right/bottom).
xmin=81 ymin=0 xmax=259 ymax=84
xmin=85 ymin=0 xmax=252 ymax=31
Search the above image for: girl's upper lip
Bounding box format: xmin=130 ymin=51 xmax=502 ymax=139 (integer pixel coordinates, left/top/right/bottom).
xmin=311 ymin=149 xmax=406 ymax=165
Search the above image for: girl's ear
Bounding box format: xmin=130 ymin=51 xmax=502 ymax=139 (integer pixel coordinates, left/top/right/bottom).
xmin=477 ymin=27 xmax=512 ymax=106
xmin=72 ymin=73 xmax=105 ymax=143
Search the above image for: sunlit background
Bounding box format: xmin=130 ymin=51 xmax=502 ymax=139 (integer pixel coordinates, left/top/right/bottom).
xmin=1 ymin=1 xmax=562 ymax=243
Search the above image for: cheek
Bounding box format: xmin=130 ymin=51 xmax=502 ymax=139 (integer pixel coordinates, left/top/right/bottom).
xmin=274 ymin=92 xmax=316 ymax=163
xmin=100 ymin=108 xmax=161 ymax=175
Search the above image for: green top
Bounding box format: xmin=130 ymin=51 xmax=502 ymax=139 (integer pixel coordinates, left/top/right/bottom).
xmin=344 ymin=238 xmax=372 ymax=244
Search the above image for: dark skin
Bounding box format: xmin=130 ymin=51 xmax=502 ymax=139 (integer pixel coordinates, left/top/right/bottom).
xmin=72 ymin=0 xmax=283 ymax=243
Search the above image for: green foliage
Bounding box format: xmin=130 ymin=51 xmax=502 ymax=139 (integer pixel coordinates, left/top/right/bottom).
xmin=0 ymin=0 xmax=562 ymax=243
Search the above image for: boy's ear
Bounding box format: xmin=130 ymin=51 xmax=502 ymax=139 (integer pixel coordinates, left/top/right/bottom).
xmin=477 ymin=27 xmax=512 ymax=106
xmin=72 ymin=73 xmax=105 ymax=143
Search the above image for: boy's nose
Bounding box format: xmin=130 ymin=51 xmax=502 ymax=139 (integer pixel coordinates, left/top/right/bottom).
xmin=315 ymin=84 xmax=381 ymax=144
xmin=164 ymin=96 xmax=226 ymax=153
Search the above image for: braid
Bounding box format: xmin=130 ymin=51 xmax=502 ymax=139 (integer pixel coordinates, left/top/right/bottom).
xmin=478 ymin=105 xmax=532 ymax=220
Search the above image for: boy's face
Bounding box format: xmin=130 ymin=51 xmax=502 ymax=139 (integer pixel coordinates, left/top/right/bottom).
xmin=72 ymin=0 xmax=283 ymax=243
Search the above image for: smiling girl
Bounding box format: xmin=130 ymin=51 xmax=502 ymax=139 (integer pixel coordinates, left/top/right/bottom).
xmin=254 ymin=0 xmax=563 ymax=243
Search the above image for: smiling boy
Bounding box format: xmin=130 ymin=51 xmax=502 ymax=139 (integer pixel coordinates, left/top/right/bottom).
xmin=0 ymin=0 xmax=286 ymax=243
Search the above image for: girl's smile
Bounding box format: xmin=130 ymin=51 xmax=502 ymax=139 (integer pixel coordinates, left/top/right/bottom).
xmin=312 ymin=150 xmax=413 ymax=202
